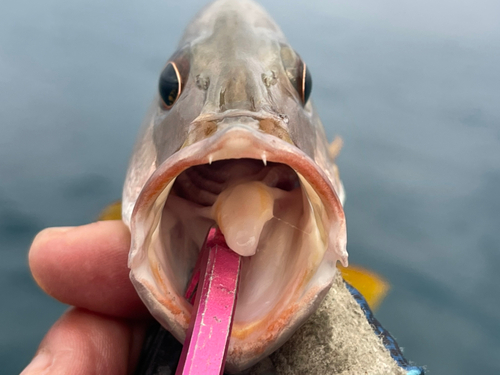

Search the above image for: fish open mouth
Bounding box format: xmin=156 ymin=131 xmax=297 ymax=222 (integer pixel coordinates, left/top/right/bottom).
xmin=127 ymin=126 xmax=346 ymax=371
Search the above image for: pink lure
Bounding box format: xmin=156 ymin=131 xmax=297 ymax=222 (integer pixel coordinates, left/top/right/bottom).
xmin=176 ymin=228 xmax=242 ymax=375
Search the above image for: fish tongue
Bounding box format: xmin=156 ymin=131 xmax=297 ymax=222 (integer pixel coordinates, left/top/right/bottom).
xmin=212 ymin=181 xmax=275 ymax=257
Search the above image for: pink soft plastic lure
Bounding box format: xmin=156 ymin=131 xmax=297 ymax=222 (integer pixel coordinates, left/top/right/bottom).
xmin=176 ymin=228 xmax=241 ymax=375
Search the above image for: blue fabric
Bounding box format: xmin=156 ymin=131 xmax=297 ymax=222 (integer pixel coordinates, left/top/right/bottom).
xmin=345 ymin=282 xmax=425 ymax=375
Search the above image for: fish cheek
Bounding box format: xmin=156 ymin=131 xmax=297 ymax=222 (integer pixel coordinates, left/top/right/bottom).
xmin=152 ymin=111 xmax=188 ymax=164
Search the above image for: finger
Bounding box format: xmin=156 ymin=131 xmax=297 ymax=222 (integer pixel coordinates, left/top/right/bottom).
xmin=21 ymin=308 xmax=147 ymax=375
xmin=29 ymin=221 xmax=148 ymax=318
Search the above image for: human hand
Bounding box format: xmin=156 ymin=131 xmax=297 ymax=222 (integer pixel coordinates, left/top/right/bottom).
xmin=21 ymin=221 xmax=151 ymax=375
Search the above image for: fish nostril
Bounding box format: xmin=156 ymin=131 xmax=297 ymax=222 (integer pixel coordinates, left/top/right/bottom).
xmin=262 ymin=71 xmax=278 ymax=87
xmin=196 ymin=75 xmax=210 ymax=90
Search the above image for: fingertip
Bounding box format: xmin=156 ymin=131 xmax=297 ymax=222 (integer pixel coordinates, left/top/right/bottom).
xmin=20 ymin=348 xmax=52 ymax=375
xmin=28 ymin=221 xmax=147 ymax=318
xmin=29 ymin=226 xmax=75 ymax=295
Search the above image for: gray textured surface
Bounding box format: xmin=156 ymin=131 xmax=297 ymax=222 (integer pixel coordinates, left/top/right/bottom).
xmin=266 ymin=272 xmax=405 ymax=375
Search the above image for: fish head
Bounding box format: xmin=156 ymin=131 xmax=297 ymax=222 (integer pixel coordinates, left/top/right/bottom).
xmin=123 ymin=0 xmax=347 ymax=372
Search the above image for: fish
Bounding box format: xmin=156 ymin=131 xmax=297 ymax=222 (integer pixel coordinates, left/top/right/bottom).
xmin=122 ymin=0 xmax=349 ymax=372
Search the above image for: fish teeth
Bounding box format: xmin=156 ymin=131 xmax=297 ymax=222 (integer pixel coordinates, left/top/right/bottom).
xmin=261 ymin=152 xmax=267 ymax=166
xmin=208 ymin=154 xmax=214 ymax=165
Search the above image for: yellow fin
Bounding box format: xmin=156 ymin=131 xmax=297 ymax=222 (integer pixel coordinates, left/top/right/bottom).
xmin=98 ymin=201 xmax=122 ymax=221
xmin=328 ymin=136 xmax=343 ymax=159
xmin=339 ymin=265 xmax=390 ymax=311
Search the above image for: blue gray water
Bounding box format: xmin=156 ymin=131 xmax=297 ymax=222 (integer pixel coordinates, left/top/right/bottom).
xmin=1 ymin=0 xmax=499 ymax=374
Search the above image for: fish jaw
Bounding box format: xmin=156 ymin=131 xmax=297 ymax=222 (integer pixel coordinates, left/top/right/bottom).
xmin=127 ymin=125 xmax=347 ymax=372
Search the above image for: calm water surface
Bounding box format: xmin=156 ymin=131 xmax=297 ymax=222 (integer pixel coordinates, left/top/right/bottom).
xmin=1 ymin=1 xmax=499 ymax=374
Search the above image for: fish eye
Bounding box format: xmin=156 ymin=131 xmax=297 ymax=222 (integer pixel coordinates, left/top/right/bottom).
xmin=159 ymin=62 xmax=182 ymax=109
xmin=300 ymin=63 xmax=312 ymax=104
xmin=280 ymin=46 xmax=313 ymax=105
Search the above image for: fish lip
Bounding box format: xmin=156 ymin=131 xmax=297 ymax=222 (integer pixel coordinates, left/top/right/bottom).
xmin=128 ymin=125 xmax=347 ymax=371
xmin=191 ymin=109 xmax=287 ymax=124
